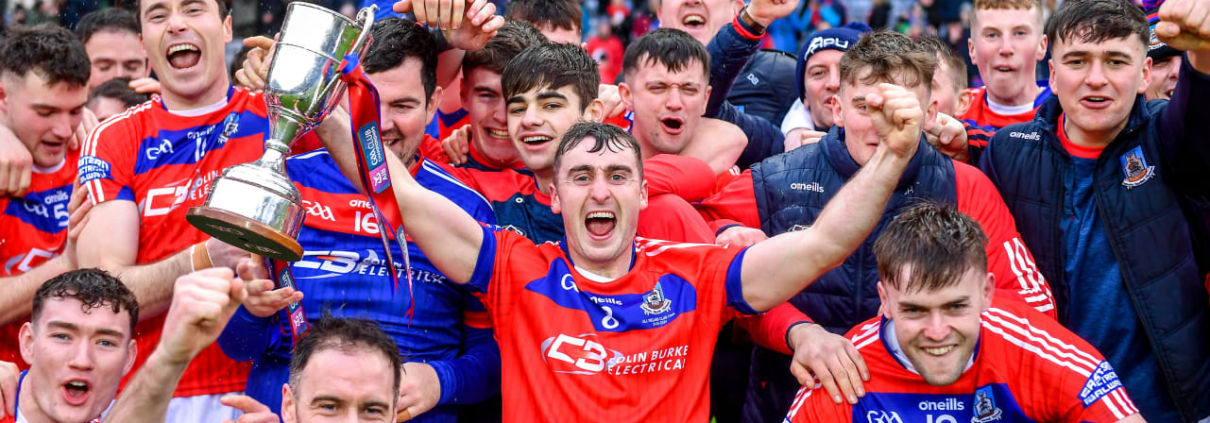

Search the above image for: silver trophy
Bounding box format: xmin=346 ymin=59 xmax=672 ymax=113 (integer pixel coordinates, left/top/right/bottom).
xmin=186 ymin=3 xmax=376 ymax=262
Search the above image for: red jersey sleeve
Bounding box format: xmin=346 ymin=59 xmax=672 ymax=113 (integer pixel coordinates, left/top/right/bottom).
xmin=734 ymin=302 xmax=812 ymax=355
xmin=697 ymin=170 xmax=761 ymax=229
xmin=954 ymin=161 xmax=1056 ymax=318
xmin=644 ymin=154 xmax=715 ymax=201
xmin=80 ymin=116 xmax=138 ymax=204
xmin=785 ymin=383 xmax=852 ymax=423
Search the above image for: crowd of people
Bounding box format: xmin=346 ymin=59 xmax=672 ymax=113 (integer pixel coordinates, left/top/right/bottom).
xmin=0 ymin=0 xmax=1208 ymax=422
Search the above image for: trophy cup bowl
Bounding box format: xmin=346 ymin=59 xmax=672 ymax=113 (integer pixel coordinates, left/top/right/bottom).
xmin=186 ymin=3 xmax=376 ymax=262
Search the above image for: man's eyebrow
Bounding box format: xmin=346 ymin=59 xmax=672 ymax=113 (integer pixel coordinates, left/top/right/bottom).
xmin=568 ymin=164 xmax=593 ymax=174
xmin=535 ymin=91 xmax=568 ymax=102
xmin=605 ymin=164 xmax=633 ymax=173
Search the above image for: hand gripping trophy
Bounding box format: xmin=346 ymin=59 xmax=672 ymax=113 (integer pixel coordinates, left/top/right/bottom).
xmin=186 ymin=3 xmax=377 ymax=261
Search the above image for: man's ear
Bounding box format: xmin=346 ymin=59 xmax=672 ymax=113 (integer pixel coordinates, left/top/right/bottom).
xmin=638 ymin=179 xmax=649 ymax=210
xmin=223 ymin=14 xmax=233 ymax=43
xmin=618 ymin=82 xmax=634 ymax=112
xmin=426 ymin=86 xmax=445 ymax=126
xmin=18 ymin=322 xmax=33 ymax=364
xmin=876 ymin=282 xmax=890 ymax=319
xmin=0 ymin=78 xmax=10 ymax=115
xmin=1048 ymin=59 xmax=1057 ymax=93
xmin=282 ymin=383 xmax=298 ymax=423
xmin=955 ymin=89 xmax=973 ymax=117
xmin=549 ymin=182 xmax=561 ymax=214
xmin=968 ymin=37 xmax=978 ymax=66
xmin=1139 ymin=56 xmax=1153 ymax=95
xmin=731 ymin=0 xmax=744 ymax=15
xmin=122 ymin=340 xmax=138 ymax=376
xmin=1036 ymin=34 xmax=1048 ymax=62
xmin=586 ymin=98 xmax=605 ymax=123
xmin=830 ymin=94 xmax=844 ymax=128
xmin=981 ymin=272 xmax=995 ymax=312
xmin=924 ymin=94 xmax=939 ymax=129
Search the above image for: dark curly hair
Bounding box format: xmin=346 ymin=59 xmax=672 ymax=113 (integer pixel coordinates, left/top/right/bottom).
xmin=502 ymin=42 xmax=599 ymax=112
xmin=0 ymin=24 xmax=91 ymax=88
xmin=32 ymin=268 xmax=140 ymax=333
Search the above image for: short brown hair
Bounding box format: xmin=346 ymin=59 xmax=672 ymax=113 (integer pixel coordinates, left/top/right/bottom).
xmin=874 ymin=202 xmax=988 ymax=293
xmin=919 ymin=35 xmax=967 ymax=94
xmin=1045 ymin=0 xmax=1148 ymax=52
xmin=970 ymin=0 xmax=1043 ymax=28
xmin=839 ymin=30 xmax=936 ymax=91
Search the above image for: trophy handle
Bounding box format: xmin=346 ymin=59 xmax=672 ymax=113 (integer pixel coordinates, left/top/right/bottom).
xmin=352 ymin=5 xmax=377 ymax=55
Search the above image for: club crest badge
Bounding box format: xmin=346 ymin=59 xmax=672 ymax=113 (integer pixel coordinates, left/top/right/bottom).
xmin=1120 ymin=146 xmax=1155 ymax=189
xmin=972 ymin=386 xmax=1003 ymax=423
xmin=641 ymin=281 xmax=672 ymax=316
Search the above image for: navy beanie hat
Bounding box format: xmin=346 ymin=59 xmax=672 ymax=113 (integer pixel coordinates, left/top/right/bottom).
xmin=795 ymin=22 xmax=872 ymax=101
xmin=1146 ymin=3 xmax=1180 ymax=61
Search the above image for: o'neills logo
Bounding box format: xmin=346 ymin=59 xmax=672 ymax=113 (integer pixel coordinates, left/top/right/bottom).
xmin=918 ymin=398 xmax=965 ymax=411
xmin=1009 ymin=131 xmax=1041 ymax=141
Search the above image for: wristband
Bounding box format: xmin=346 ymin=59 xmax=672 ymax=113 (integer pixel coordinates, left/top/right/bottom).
xmin=736 ymin=6 xmax=767 ymax=37
xmin=191 ymin=243 xmax=213 ymax=272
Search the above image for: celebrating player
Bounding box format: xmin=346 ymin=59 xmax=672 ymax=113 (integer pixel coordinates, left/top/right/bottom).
xmin=310 ymin=44 xmax=925 ymax=416
xmin=784 ymin=202 xmax=1143 ymax=423
xmin=2 ymin=269 xmax=138 ymax=423
xmin=0 ymin=25 xmax=93 ymax=370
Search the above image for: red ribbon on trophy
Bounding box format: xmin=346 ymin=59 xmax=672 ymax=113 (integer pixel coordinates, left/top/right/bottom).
xmin=338 ymin=53 xmax=415 ymax=319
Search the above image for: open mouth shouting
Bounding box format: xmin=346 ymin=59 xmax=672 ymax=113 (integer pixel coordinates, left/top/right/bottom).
xmin=681 ymin=13 xmax=706 ymax=30
xmin=62 ymin=379 xmax=91 ymax=406
xmin=585 ymin=211 xmax=617 ymax=239
xmin=659 ymin=117 xmax=685 ymax=135
xmin=166 ymin=43 xmax=202 ymax=70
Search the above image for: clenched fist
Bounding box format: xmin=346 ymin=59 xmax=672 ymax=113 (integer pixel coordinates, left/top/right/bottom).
xmin=865 ymin=83 xmax=923 ymax=160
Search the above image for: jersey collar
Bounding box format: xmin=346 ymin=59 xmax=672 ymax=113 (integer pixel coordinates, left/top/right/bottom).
xmin=557 ymin=238 xmax=638 ymax=275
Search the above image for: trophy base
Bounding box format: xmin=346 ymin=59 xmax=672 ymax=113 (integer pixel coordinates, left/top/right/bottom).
xmin=186 ymin=206 xmax=304 ymax=262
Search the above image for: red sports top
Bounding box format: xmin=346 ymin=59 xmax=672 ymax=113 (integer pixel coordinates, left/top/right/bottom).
xmin=0 ymin=149 xmax=79 ymax=367
xmin=79 ymin=87 xmax=262 ymax=397
xmin=785 ymin=300 xmax=1139 ymax=423
xmin=466 ymin=227 xmax=754 ymax=422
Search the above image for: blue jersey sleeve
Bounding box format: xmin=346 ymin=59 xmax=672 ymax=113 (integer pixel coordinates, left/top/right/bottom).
xmin=465 ymin=224 xmax=498 ymax=294
xmin=216 ymin=306 xmax=288 ymax=361
xmin=429 ymin=293 xmax=501 ymax=405
xmin=725 ymin=247 xmax=759 ymax=315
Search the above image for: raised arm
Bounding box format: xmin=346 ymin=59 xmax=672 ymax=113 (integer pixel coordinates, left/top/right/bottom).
xmin=103 ymin=268 xmax=246 ymax=423
xmin=681 ymin=118 xmax=748 ymax=175
xmin=739 ymin=83 xmax=921 ymax=311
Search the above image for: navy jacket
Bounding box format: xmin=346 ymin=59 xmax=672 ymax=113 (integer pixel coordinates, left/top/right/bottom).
xmin=978 ymin=59 xmax=1210 ymax=422
xmin=741 ymin=128 xmax=957 ymax=423
xmin=706 ymin=19 xmax=796 ymax=169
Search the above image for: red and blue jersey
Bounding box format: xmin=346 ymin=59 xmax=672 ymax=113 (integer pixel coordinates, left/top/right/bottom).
xmin=216 ymin=151 xmax=500 ymax=422
xmin=785 ymin=300 xmax=1138 ymax=423
xmin=79 ymin=86 xmax=265 ymax=397
xmin=466 ymin=227 xmax=756 ymax=422
xmin=960 ymin=84 xmax=1052 ymax=136
xmin=0 ymin=149 xmax=78 ymax=367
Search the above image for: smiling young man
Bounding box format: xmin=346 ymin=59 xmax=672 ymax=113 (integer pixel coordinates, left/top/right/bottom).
xmin=74 ymin=9 xmax=149 ymax=90
xmin=961 ymin=0 xmax=1052 ymax=133
xmin=215 ymin=19 xmax=501 ymax=423
xmin=696 ymin=30 xmax=1054 ymax=423
xmin=420 ymin=19 xmax=548 ymax=170
xmin=784 ymin=202 xmax=1143 ymax=423
xmin=978 ymin=0 xmax=1210 ymax=420
xmin=4 ymin=269 xmax=139 ymax=423
xmin=306 ymin=18 xmax=927 ymax=409
xmin=0 ymin=24 xmax=92 ymax=373
xmin=75 ymin=0 xmax=330 ymax=419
